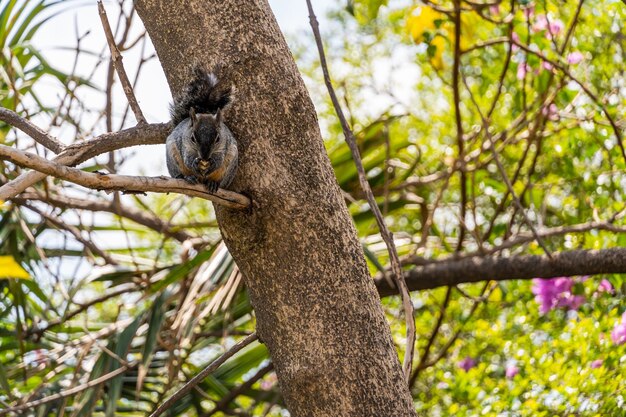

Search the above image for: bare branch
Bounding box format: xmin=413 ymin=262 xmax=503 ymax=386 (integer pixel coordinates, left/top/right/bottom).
xmin=0 ymin=107 xmax=63 ymax=153
xmin=377 ymin=248 xmax=626 ymax=296
xmin=0 ymin=145 xmax=250 ymax=209
xmin=97 ymin=1 xmax=147 ymax=124
xmin=0 ymin=122 xmax=170 ymax=200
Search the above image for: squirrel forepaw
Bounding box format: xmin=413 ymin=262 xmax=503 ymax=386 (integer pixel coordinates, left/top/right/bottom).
xmin=184 ymin=175 xmax=199 ymax=185
xmin=205 ymin=180 xmax=220 ymax=194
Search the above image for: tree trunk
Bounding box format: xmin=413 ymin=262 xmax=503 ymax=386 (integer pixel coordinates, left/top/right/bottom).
xmin=134 ymin=1 xmax=416 ymax=416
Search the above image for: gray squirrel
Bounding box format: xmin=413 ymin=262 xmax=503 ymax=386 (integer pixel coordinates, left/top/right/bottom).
xmin=166 ymin=66 xmax=238 ymax=193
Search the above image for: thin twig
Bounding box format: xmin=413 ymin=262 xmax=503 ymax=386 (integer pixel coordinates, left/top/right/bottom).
xmin=453 ymin=0 xmax=467 ymax=252
xmin=511 ymin=39 xmax=625 ymax=164
xmin=0 ymin=362 xmax=138 ymax=416
xmin=149 ymin=333 xmax=258 ymax=417
xmin=306 ymin=0 xmax=416 ymax=382
xmin=97 ymin=1 xmax=147 ymax=124
xmin=12 ymin=190 xmax=193 ymax=242
xmin=409 ymin=286 xmax=452 ymax=387
xmin=0 ymin=145 xmax=250 ymax=209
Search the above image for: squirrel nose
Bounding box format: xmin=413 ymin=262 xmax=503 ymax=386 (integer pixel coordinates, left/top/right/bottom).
xmin=198 ymin=159 xmax=209 ymax=171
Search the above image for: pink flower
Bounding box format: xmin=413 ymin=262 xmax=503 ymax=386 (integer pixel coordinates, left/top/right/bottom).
xmin=490 ymin=5 xmax=500 ymax=15
xmin=511 ymin=32 xmax=521 ymax=52
xmin=542 ymin=103 xmax=559 ymax=121
xmin=567 ymin=51 xmax=584 ymax=65
xmin=458 ymin=356 xmax=477 ymax=371
xmin=523 ymin=5 xmax=535 ymax=19
xmin=548 ymin=20 xmax=564 ymax=37
xmin=611 ymin=313 xmax=626 ymax=345
xmin=598 ymin=279 xmax=614 ymax=294
xmin=543 ymin=61 xmax=554 ymax=71
xmin=532 ymin=15 xmax=564 ymax=39
xmin=590 ymin=359 xmax=603 ymax=369
xmin=531 ymin=277 xmax=586 ymax=314
xmin=517 ymin=62 xmax=531 ymax=79
xmin=505 ymin=365 xmax=519 ymax=378
xmin=533 ymin=15 xmax=548 ymax=32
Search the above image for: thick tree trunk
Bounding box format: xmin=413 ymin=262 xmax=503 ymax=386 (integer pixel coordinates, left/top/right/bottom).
xmin=135 ymin=1 xmax=416 ymax=416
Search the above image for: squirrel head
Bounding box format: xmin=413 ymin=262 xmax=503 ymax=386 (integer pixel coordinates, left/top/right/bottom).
xmin=189 ymin=107 xmax=223 ymax=173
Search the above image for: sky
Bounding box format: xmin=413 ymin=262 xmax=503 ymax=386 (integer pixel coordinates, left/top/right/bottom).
xmin=29 ymin=0 xmax=335 ymax=175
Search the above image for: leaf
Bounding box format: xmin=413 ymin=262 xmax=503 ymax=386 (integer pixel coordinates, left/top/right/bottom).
xmin=104 ymin=314 xmax=143 ymax=417
xmin=0 ymin=255 xmax=30 ymax=279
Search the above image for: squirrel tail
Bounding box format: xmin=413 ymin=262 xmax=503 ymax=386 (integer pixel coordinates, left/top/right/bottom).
xmin=170 ymin=65 xmax=233 ymax=125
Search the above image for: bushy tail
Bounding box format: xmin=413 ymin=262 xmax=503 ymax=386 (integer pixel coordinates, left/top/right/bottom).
xmin=170 ymin=65 xmax=232 ymax=125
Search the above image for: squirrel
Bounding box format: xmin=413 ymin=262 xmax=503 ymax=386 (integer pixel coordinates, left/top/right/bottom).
xmin=165 ymin=66 xmax=238 ymax=193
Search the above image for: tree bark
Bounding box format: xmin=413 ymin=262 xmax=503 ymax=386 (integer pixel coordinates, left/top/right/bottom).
xmin=134 ymin=1 xmax=416 ymax=416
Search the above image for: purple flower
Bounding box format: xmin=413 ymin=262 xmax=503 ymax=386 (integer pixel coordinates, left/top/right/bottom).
xmin=590 ymin=359 xmax=603 ymax=369
xmin=598 ymin=279 xmax=614 ymax=294
xmin=458 ymin=356 xmax=477 ymax=371
xmin=531 ymin=277 xmax=586 ymax=313
xmin=567 ymin=51 xmax=584 ymax=65
xmin=611 ymin=313 xmax=626 ymax=345
xmin=505 ymin=365 xmax=519 ymax=378
xmin=517 ymin=62 xmax=531 ymax=79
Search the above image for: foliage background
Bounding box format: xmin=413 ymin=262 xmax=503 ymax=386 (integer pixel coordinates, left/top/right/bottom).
xmin=0 ymin=0 xmax=625 ymax=416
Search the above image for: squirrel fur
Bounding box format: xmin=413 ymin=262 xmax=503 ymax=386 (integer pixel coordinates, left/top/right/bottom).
xmin=166 ymin=66 xmax=238 ymax=193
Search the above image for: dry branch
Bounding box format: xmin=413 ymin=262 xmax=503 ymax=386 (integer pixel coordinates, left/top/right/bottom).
xmin=0 ymin=145 xmax=250 ymax=209
xmin=0 ymin=108 xmax=63 ymax=153
xmin=376 ymin=247 xmax=626 ymax=297
xmin=0 ymin=122 xmax=170 ymax=200
xmin=306 ymin=0 xmax=416 ymax=382
xmin=97 ymin=1 xmax=147 ymax=124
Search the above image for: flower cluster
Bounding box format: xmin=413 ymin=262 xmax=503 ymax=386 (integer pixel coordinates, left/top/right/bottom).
xmin=531 ymin=277 xmax=585 ymax=314
xmin=611 ymin=312 xmax=626 ymax=346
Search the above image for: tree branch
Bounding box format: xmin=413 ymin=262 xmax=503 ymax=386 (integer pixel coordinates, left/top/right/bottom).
xmin=0 ymin=145 xmax=250 ymax=209
xmin=377 ymin=247 xmax=626 ymax=297
xmin=0 ymin=122 xmax=170 ymax=200
xmin=0 ymin=107 xmax=64 ymax=153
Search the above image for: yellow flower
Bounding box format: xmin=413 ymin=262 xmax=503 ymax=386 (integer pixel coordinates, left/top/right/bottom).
xmin=0 ymin=255 xmax=30 ymax=280
xmin=406 ymin=6 xmax=444 ymax=44
xmin=430 ymin=35 xmax=447 ymax=69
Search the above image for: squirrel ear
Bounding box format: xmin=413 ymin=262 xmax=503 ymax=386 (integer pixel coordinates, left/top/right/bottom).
xmin=189 ymin=107 xmax=197 ymax=125
xmin=215 ymin=108 xmax=222 ymax=125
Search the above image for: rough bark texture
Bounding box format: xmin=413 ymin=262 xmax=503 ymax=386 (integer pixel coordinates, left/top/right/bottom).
xmin=134 ymin=1 xmax=417 ymax=416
